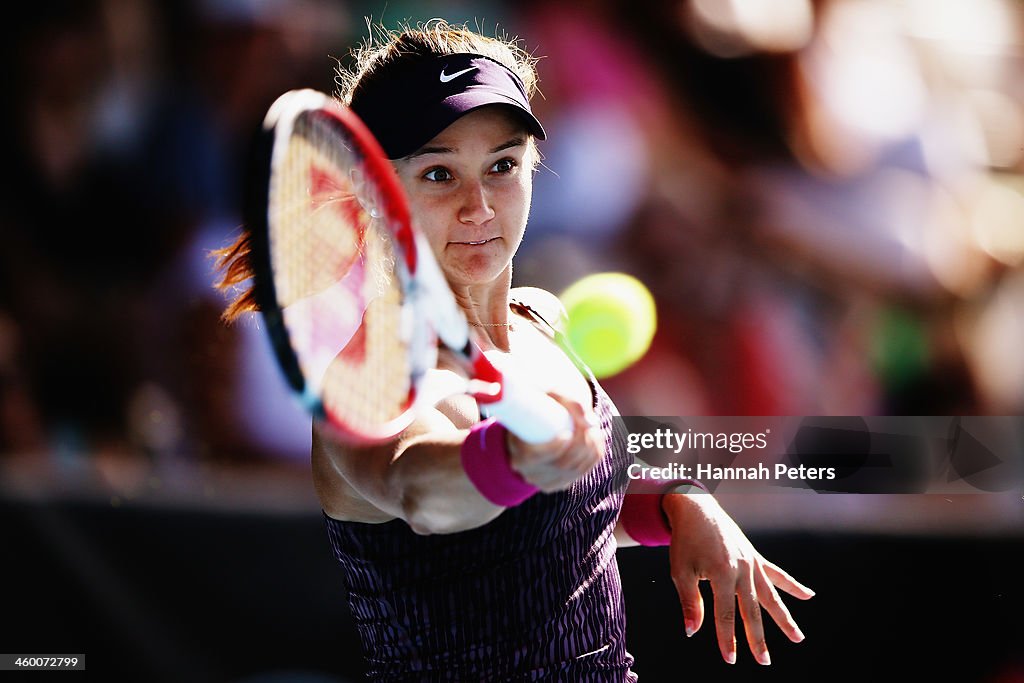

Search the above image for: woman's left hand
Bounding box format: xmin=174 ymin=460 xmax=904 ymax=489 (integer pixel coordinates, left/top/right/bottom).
xmin=661 ymin=492 xmax=814 ymax=666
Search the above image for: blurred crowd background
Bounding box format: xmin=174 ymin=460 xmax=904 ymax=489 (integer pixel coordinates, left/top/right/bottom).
xmin=2 ymin=2 xmax=1022 ymax=681
xmin=1 ymin=0 xmax=1022 ymax=465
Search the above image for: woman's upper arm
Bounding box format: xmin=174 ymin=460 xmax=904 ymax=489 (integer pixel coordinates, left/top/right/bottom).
xmin=312 ymin=404 xmax=462 ymax=519
xmin=311 ymin=424 xmax=394 ymax=522
xmin=311 ymin=366 xmax=483 ymax=523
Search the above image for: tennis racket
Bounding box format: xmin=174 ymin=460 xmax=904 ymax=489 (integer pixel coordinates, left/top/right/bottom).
xmin=245 ymin=89 xmax=572 ymax=444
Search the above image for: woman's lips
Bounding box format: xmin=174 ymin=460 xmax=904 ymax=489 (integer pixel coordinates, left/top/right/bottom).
xmin=450 ymin=237 xmax=498 ymax=246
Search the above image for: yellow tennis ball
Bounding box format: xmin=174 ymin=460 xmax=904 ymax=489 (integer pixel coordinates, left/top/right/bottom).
xmin=559 ymin=273 xmax=657 ymax=379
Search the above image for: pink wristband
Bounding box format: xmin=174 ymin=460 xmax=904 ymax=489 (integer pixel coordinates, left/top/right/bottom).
xmin=461 ymin=418 xmax=539 ymax=507
xmin=619 ymin=478 xmax=709 ymax=547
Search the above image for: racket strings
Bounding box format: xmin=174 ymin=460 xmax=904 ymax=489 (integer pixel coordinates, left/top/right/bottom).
xmin=270 ymin=110 xmax=413 ymax=437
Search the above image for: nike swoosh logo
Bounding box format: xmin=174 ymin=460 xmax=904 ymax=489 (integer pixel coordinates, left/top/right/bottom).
xmin=439 ymin=66 xmax=477 ymax=83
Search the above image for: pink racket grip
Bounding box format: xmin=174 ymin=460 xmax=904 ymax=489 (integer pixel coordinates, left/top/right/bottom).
xmin=478 ymin=374 xmax=574 ymax=444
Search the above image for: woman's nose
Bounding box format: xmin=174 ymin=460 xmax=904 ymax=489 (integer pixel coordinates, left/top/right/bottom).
xmin=458 ymin=180 xmax=495 ymax=225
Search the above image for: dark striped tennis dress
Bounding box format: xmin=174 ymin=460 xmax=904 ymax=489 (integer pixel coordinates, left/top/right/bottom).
xmin=323 ymin=304 xmax=637 ymax=681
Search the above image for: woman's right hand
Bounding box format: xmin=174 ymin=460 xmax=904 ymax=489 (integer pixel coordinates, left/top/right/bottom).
xmin=505 ymin=395 xmax=605 ymax=493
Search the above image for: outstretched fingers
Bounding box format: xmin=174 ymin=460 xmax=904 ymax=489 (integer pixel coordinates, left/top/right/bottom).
xmin=763 ymin=558 xmax=816 ymax=600
xmin=710 ymin=575 xmax=739 ymax=665
xmin=754 ymin=564 xmax=806 ymax=644
xmin=713 ymin=564 xmax=773 ymax=666
xmin=670 ymin=570 xmax=706 ymax=640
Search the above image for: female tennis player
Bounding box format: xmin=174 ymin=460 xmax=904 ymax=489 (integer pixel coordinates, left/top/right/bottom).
xmin=218 ymin=20 xmax=813 ymax=681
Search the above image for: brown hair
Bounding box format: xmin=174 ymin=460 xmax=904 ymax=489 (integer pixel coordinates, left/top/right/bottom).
xmin=211 ymin=229 xmax=258 ymax=322
xmin=337 ymin=19 xmax=539 ymax=107
xmin=212 ymin=20 xmax=541 ymax=322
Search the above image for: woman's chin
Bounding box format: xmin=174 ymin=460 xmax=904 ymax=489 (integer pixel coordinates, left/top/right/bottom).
xmin=444 ymin=259 xmax=511 ymax=289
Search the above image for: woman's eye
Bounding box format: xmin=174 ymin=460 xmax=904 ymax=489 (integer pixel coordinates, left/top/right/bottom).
xmin=423 ymin=167 xmax=452 ymax=182
xmin=491 ymin=158 xmax=517 ymax=174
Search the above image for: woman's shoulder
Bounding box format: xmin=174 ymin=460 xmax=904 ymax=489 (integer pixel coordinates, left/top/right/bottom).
xmin=510 ymin=286 xmax=568 ymax=334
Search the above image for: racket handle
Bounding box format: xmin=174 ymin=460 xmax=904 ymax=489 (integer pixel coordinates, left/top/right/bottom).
xmin=479 ymin=375 xmax=575 ymax=444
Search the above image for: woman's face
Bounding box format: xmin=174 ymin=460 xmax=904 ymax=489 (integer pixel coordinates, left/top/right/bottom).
xmin=393 ymin=107 xmax=534 ymax=288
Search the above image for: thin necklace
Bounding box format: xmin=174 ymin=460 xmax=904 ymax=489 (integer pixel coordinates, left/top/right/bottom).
xmin=469 ymin=321 xmax=515 ymax=328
